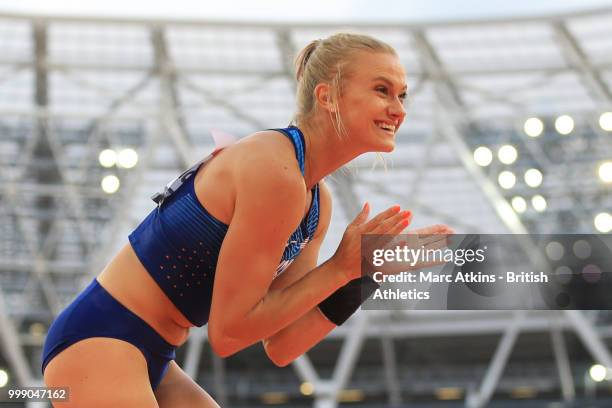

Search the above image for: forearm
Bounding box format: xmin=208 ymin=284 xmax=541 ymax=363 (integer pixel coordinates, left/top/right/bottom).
xmin=263 ymin=307 xmax=335 ymax=366
xmin=214 ymin=258 xmax=349 ymax=355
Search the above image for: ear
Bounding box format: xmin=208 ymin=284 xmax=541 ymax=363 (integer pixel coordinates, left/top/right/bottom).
xmin=313 ymin=83 xmax=337 ymax=113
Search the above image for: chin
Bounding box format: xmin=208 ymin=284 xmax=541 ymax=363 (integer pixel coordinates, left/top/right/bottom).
xmin=380 ymin=136 xmax=396 ymax=152
xmin=371 ymin=141 xmax=395 ymax=153
xmin=373 ymin=130 xmax=397 ymax=152
xmin=381 ymin=143 xmax=395 ymax=153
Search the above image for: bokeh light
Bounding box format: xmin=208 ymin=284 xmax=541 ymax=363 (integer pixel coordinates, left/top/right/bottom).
xmin=101 ymin=175 xmax=120 ymax=194
xmin=524 ymin=117 xmax=544 ymax=137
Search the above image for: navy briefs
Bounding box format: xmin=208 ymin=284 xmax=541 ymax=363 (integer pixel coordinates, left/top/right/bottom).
xmin=42 ymin=279 xmax=176 ymax=390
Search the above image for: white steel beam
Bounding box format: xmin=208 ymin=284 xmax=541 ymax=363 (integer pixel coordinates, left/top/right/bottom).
xmin=550 ymin=325 xmax=576 ymax=402
xmin=0 ymin=290 xmax=34 ymax=386
xmin=380 ymin=335 xmax=403 ymax=406
xmin=2 ymin=7 xmax=612 ymax=32
xmin=564 ymin=310 xmax=612 ymax=369
xmin=467 ymin=311 xmax=526 ymax=408
xmin=411 ymin=29 xmax=527 ymax=235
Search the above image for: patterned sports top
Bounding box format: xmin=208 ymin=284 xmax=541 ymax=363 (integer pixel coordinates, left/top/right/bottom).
xmin=128 ymin=126 xmax=320 ymax=327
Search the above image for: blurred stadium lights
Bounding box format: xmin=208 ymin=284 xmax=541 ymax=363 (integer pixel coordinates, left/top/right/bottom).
xmin=299 ymin=382 xmax=314 ymax=396
xmin=589 ymin=364 xmax=608 ymax=382
xmin=524 ymin=168 xmax=543 ymax=188
xmin=598 ymin=161 xmax=612 ymax=183
xmin=599 ymin=112 xmax=612 ymax=131
xmin=0 ymin=369 xmax=8 ymax=388
xmin=101 ymin=174 xmax=120 ymax=194
xmin=260 ymin=392 xmax=289 ymax=405
xmin=498 ymin=171 xmax=517 ymax=189
xmin=524 ymin=117 xmax=544 ymax=137
xmin=434 ymin=387 xmax=463 ymax=400
xmin=474 ymin=146 xmax=493 ymax=167
xmin=1 ymin=6 xmax=612 ymax=407
xmin=117 ymin=148 xmax=139 ymax=169
xmin=498 ymin=144 xmax=518 ymax=165
xmin=532 ymin=195 xmax=547 ymax=212
xmin=555 ymin=115 xmax=575 ymax=135
xmin=98 ymin=149 xmax=117 ymax=168
xmin=594 ymin=212 xmax=612 ymax=233
xmin=511 ymin=196 xmax=527 ymax=213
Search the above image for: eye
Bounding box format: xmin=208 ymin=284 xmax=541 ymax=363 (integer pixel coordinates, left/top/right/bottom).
xmin=375 ymin=86 xmax=388 ymax=95
xmin=399 ymin=92 xmax=407 ymax=102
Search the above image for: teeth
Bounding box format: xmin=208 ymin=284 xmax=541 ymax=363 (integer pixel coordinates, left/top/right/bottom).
xmin=376 ymin=122 xmax=395 ymax=132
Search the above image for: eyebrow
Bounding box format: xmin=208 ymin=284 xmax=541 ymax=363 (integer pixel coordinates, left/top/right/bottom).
xmin=372 ymin=76 xmax=408 ymax=92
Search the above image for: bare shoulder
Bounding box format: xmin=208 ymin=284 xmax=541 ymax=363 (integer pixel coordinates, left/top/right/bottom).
xmin=229 ymin=131 xmax=303 ymax=189
xmin=228 ymin=131 xmax=307 ymax=217
xmin=195 ymin=129 xmax=308 ymax=227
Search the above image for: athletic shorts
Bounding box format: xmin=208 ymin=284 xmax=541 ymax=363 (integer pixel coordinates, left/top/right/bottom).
xmin=42 ymin=279 xmax=176 ymax=390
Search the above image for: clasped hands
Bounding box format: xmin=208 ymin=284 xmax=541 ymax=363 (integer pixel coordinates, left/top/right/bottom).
xmin=333 ymin=203 xmax=454 ymax=281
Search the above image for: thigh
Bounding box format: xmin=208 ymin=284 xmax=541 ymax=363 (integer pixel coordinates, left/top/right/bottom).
xmin=155 ymin=361 xmax=220 ymax=408
xmin=44 ymin=337 xmax=158 ymax=408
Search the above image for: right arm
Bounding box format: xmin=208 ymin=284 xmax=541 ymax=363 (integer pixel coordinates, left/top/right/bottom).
xmin=207 ymin=148 xmax=352 ymax=357
xmin=207 ymin=143 xmax=414 ymax=357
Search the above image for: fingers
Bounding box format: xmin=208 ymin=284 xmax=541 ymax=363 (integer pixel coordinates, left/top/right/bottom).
xmin=410 ymin=224 xmax=454 ymax=236
xmin=388 ymin=212 xmax=413 ymax=235
xmin=405 ymin=225 xmax=453 ymax=249
xmin=361 ymin=205 xmax=402 ymax=233
xmin=421 ymin=236 xmax=450 ymax=252
xmin=357 ymin=210 xmax=453 ymax=249
xmin=369 ymin=210 xmax=412 ymax=235
xmin=350 ymin=202 xmax=371 ymax=226
xmin=362 ymin=212 xmax=412 ymax=256
xmin=366 ymin=234 xmax=401 ymax=254
xmin=416 ymin=238 xmax=453 ymax=268
xmin=415 ymin=233 xmax=448 ymax=247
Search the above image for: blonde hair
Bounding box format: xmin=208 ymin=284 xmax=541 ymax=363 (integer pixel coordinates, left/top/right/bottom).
xmin=293 ymin=33 xmax=397 ymax=138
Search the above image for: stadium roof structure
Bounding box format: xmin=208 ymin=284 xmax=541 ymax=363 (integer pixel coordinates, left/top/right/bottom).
xmin=0 ymin=7 xmax=611 ymax=407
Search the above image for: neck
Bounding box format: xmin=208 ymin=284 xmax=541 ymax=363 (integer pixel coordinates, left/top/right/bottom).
xmin=297 ymin=115 xmax=364 ymax=190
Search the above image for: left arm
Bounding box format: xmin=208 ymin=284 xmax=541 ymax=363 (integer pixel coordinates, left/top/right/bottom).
xmin=262 ymin=181 xmax=335 ymax=367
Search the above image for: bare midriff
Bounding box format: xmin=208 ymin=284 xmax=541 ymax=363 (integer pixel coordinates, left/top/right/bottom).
xmin=97 ymin=243 xmax=192 ymax=347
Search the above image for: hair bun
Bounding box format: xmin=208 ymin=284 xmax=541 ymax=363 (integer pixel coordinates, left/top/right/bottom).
xmin=295 ymin=39 xmax=321 ymax=81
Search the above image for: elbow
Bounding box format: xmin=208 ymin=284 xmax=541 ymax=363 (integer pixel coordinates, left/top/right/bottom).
xmin=263 ymin=340 xmax=295 ymax=367
xmin=208 ymin=325 xmax=241 ymax=358
xmin=209 ymin=339 xmax=235 ymax=359
xmin=267 ymin=351 xmax=293 ymax=368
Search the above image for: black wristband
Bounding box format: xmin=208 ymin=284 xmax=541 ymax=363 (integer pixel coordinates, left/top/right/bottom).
xmin=318 ymin=259 xmax=380 ymax=326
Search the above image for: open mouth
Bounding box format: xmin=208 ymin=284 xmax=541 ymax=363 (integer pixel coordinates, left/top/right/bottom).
xmin=375 ymin=121 xmax=396 ymax=134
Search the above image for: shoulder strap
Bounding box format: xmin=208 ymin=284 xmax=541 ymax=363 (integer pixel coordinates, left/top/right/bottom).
xmin=152 ymin=149 xmax=222 ymax=207
xmin=306 ymin=183 xmax=320 ymax=236
xmin=153 ymin=129 xmax=238 ymax=206
xmin=270 ymin=126 xmax=306 ymax=175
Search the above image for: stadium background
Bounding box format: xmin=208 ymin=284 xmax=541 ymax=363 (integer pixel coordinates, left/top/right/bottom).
xmin=0 ymin=2 xmax=612 ymax=407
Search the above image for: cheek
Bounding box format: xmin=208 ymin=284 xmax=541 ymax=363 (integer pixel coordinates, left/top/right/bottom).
xmin=345 ymin=110 xmax=374 ymax=131
xmin=339 ymin=100 xmax=363 ymax=124
xmin=341 ymin=97 xmax=377 ymax=123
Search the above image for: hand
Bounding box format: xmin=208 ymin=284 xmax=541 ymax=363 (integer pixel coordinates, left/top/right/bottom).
xmin=403 ymin=224 xmax=455 ymax=270
xmin=365 ymin=224 xmax=455 ymax=276
xmin=331 ymin=203 xmax=412 ymax=282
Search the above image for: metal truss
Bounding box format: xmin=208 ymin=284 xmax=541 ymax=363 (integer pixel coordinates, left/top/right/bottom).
xmin=0 ymin=7 xmax=612 ymax=408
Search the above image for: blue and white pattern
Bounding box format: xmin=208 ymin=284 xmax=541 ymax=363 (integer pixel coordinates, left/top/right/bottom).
xmin=275 ymin=236 xmax=312 ymax=277
xmin=130 ymin=126 xmax=320 ymax=327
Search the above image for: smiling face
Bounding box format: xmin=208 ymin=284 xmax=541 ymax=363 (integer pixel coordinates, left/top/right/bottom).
xmin=336 ymin=51 xmax=407 ymax=152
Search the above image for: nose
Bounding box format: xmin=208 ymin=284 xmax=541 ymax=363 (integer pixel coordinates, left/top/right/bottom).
xmin=388 ymin=97 xmax=406 ymax=123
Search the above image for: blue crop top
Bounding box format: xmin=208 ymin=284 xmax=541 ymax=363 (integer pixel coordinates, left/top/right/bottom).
xmin=128 ymin=126 xmax=320 ymax=327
